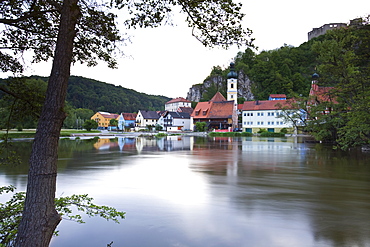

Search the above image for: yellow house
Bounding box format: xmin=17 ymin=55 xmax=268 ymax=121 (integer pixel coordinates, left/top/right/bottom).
xmin=91 ymin=111 xmax=119 ymax=129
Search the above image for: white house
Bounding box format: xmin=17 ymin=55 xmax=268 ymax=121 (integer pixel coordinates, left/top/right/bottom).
xmin=242 ymin=99 xmax=297 ymax=133
xmin=165 ymin=97 xmax=192 ymax=112
xmin=117 ymin=113 xmax=137 ymax=130
xmin=158 ymin=111 xmax=192 ymax=131
xmin=135 ymin=110 xmax=161 ymax=130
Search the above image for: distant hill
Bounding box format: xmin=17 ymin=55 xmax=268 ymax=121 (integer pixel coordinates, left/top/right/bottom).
xmin=31 ymin=75 xmax=170 ymax=113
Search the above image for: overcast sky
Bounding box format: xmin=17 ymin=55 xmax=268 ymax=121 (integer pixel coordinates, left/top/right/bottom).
xmin=2 ymin=0 xmax=370 ymax=99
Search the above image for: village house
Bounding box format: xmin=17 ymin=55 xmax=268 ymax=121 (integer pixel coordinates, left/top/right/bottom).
xmin=241 ymin=97 xmax=296 ymax=133
xmin=165 ymin=97 xmax=192 ymax=112
xmin=135 ymin=110 xmax=161 ymax=130
xmin=191 ymin=92 xmax=235 ymax=131
xmin=117 ymin=113 xmax=137 ymax=131
xmin=158 ymin=111 xmax=193 ymax=132
xmin=91 ymin=111 xmax=119 ymax=130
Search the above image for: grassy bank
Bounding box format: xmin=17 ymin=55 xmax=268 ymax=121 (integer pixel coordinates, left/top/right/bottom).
xmin=208 ymin=132 xmax=253 ymax=137
xmin=0 ymin=129 xmax=100 ymax=139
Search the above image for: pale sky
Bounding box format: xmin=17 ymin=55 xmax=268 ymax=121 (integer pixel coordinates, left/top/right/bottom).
xmin=2 ymin=0 xmax=370 ymax=99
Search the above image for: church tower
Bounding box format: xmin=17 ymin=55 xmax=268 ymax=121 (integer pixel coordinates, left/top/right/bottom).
xmin=227 ymin=62 xmax=238 ymax=129
xmin=227 ymin=62 xmax=238 ymax=104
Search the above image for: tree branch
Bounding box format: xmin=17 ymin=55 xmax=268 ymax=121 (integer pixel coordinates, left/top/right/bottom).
xmin=0 ymin=85 xmax=40 ymax=118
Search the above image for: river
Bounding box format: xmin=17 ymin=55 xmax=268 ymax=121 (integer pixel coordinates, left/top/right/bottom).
xmin=1 ymin=136 xmax=370 ymax=247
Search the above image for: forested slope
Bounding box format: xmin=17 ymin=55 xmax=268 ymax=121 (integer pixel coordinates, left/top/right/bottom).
xmin=33 ymin=75 xmax=170 ymax=113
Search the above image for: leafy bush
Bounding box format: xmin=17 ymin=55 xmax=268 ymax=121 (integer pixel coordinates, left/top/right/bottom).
xmin=0 ymin=185 xmax=125 ymax=246
xmin=257 ymin=128 xmax=267 ymax=134
xmin=83 ymin=119 xmax=98 ymax=131
xmin=195 ymin=122 xmax=207 ymax=132
xmin=259 ymin=132 xmax=285 ymax=137
xmin=280 ymin=128 xmax=288 ymax=134
xmin=208 ymin=132 xmax=252 ymax=137
xmin=155 ymin=133 xmax=167 ymax=138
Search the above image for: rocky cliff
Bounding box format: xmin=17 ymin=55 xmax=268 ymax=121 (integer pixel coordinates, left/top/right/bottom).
xmin=186 ymin=70 xmax=254 ymax=102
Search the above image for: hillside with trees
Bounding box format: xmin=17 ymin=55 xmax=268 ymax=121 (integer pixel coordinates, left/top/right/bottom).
xmin=189 ymin=33 xmax=327 ymax=102
xmin=36 ymin=75 xmax=170 ymax=113
xmin=0 ymin=76 xmax=170 ymax=129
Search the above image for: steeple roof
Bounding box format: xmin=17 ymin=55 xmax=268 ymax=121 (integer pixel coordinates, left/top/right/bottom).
xmin=227 ymin=62 xmax=238 ymax=79
xmin=210 ymin=92 xmax=227 ymax=102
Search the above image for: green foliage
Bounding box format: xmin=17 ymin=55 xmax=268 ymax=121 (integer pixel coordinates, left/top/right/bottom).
xmin=0 ymin=186 xmax=125 ymax=247
xmin=195 ymin=122 xmax=207 ymax=132
xmin=155 ymin=132 xmax=167 ymax=138
xmin=198 ymin=42 xmax=315 ymax=102
xmin=309 ymin=24 xmax=370 ymax=149
xmin=63 ymin=107 xmax=94 ymax=129
xmin=200 ymin=77 xmax=227 ymax=102
xmin=155 ymin=124 xmax=163 ymax=131
xmin=64 ymin=76 xmax=170 ymax=113
xmin=109 ymin=119 xmax=118 ymax=127
xmin=237 ymin=97 xmax=246 ymax=104
xmin=257 ymin=128 xmax=267 ymax=134
xmin=83 ymin=119 xmax=98 ymax=131
xmin=0 ymin=77 xmax=46 ymax=129
xmin=208 ymin=132 xmax=252 ymax=137
xmin=280 ymin=128 xmax=288 ymax=134
xmin=1 ymin=75 xmax=168 ymax=129
xmin=259 ymin=132 xmax=285 ymax=137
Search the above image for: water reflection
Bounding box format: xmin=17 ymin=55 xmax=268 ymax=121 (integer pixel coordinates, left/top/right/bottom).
xmin=1 ymin=136 xmax=370 ymax=247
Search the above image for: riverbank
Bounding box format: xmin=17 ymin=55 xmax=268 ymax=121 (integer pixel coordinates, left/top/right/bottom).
xmin=0 ymin=129 xmax=101 ymax=139
xmin=0 ymin=129 xmax=209 ymax=140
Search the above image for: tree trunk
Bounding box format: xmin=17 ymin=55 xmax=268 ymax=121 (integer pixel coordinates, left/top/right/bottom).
xmin=15 ymin=0 xmax=80 ymax=246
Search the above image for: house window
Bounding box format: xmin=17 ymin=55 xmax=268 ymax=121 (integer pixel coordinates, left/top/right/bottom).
xmin=244 ymin=122 xmax=246 ymax=125
xmin=268 ymin=112 xmax=270 ymax=116
xmin=280 ymin=121 xmax=283 ymax=125
xmin=257 ymin=121 xmax=260 ymax=125
xmin=261 ymin=121 xmax=264 ymax=125
xmin=250 ymin=122 xmax=253 ymax=125
xmin=257 ymin=113 xmax=260 ymax=116
xmin=244 ymin=113 xmax=246 ymax=117
xmin=231 ymin=84 xmax=234 ymax=88
xmin=271 ymin=122 xmax=274 ymax=125
xmin=261 ymin=113 xmax=264 ymax=116
xmin=268 ymin=122 xmax=270 ymax=125
xmin=271 ymin=112 xmax=274 ymax=116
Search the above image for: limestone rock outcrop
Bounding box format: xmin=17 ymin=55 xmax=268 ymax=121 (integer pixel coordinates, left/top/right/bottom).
xmin=186 ymin=71 xmax=254 ymax=102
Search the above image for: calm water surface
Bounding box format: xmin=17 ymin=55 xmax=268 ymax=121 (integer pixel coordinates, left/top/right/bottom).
xmin=1 ymin=136 xmax=370 ymax=247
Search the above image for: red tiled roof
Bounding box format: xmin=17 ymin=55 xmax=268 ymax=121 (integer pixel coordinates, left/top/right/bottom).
xmin=191 ymin=101 xmax=233 ymax=119
xmin=309 ymin=85 xmax=335 ymax=103
xmin=178 ymin=107 xmax=193 ymax=114
xmin=121 ymin=113 xmax=137 ymax=120
xmin=210 ymin=92 xmax=227 ymax=102
xmin=99 ymin=112 xmax=119 ymax=119
xmin=242 ymin=100 xmax=289 ymax=111
xmin=269 ymin=94 xmax=286 ymax=98
xmin=208 ymin=101 xmax=234 ymax=118
xmin=166 ymin=97 xmax=191 ymax=104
